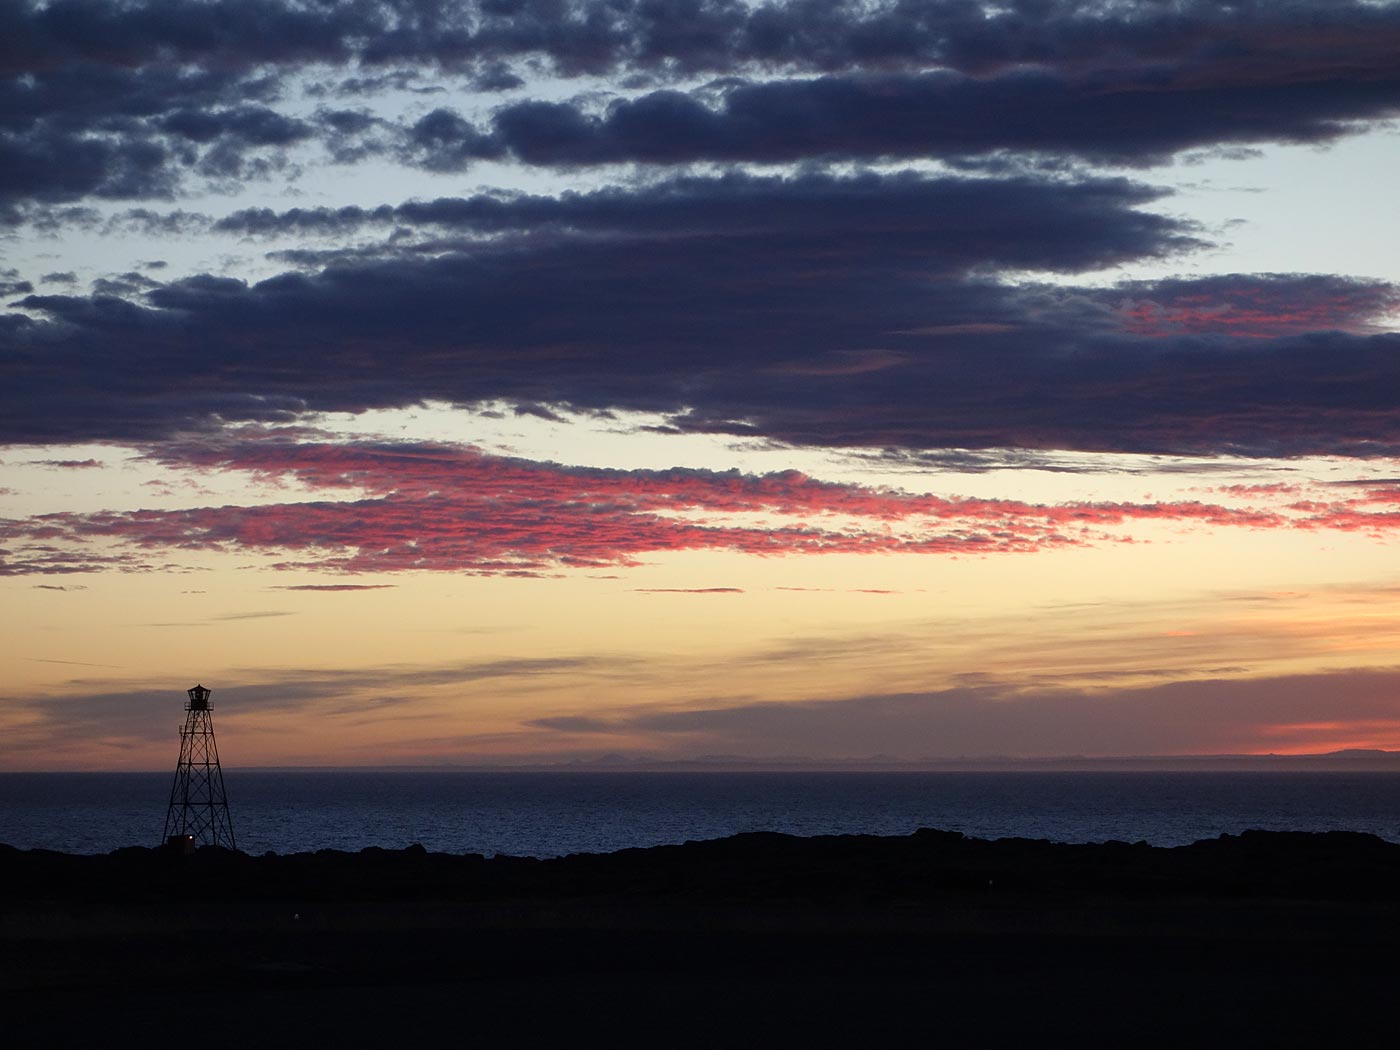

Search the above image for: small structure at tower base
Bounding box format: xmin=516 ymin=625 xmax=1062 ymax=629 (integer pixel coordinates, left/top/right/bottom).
xmin=162 ymin=684 xmax=236 ymax=850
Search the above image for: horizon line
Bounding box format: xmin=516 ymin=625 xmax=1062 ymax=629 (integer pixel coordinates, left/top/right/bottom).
xmin=9 ymin=748 xmax=1400 ymax=775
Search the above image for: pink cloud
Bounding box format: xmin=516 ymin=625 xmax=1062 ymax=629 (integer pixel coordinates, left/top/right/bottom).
xmin=3 ymin=437 xmax=1393 ymax=577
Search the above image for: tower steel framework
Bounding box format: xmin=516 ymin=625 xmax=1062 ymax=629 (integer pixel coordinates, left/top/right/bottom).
xmin=162 ymin=684 xmax=236 ymax=849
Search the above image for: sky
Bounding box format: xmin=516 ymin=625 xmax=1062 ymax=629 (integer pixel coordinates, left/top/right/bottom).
xmin=4 ymin=0 xmax=1400 ymax=770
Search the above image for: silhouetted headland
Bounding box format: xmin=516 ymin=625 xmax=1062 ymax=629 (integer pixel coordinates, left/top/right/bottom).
xmin=6 ymin=828 xmax=1400 ymax=1046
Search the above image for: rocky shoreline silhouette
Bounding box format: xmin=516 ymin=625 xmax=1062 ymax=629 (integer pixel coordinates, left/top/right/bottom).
xmin=6 ymin=828 xmax=1400 ymax=1046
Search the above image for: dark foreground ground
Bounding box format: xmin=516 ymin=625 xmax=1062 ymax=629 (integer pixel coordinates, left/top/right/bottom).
xmin=6 ymin=828 xmax=1400 ymax=1047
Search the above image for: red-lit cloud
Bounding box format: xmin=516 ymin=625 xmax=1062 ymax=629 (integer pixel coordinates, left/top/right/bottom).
xmin=0 ymin=437 xmax=1339 ymax=578
xmin=146 ymin=437 xmax=1288 ymax=527
xmin=1291 ymin=485 xmax=1400 ymax=536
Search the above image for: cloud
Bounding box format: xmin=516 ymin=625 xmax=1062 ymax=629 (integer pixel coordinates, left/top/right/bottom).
xmin=5 ymin=436 xmax=1376 ymax=578
xmin=564 ymin=667 xmax=1400 ymax=758
xmin=0 ymin=62 xmax=273 ymax=210
xmin=0 ymin=545 xmax=160 ymax=576
xmin=10 ymin=1 xmax=1400 ymax=85
xmin=0 ymin=653 xmax=618 ymax=757
xmin=9 ymin=245 xmax=1396 ymax=456
xmin=145 ymin=435 xmax=1292 ymax=531
xmin=405 ymin=59 xmax=1400 ymax=171
xmin=0 ymin=459 xmax=1091 ymax=577
xmin=107 ymin=209 xmax=213 ymax=236
xmin=156 ymin=105 xmax=312 ymax=149
xmin=213 ymin=169 xmax=1190 ymax=270
xmin=0 ymin=66 xmax=387 ymax=213
xmin=0 ymin=268 xmax=33 ymax=297
xmin=270 ymin=583 xmax=397 ymax=592
xmin=524 ymin=716 xmax=616 ymax=733
xmin=633 ymin=587 xmax=745 ymax=594
xmin=30 ymin=458 xmax=102 ymax=469
xmin=16 ymin=169 xmax=1400 ymax=460
xmin=1115 ymin=274 xmax=1400 ymax=338
xmin=5 ymin=3 xmax=1400 ymax=465
xmin=4 ymin=2 xmax=1400 ymax=215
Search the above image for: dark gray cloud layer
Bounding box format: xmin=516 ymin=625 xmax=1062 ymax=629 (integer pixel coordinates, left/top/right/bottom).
xmin=6 ymin=170 xmax=1186 ymax=442
xmin=0 ymin=63 xmax=378 ymax=217
xmin=8 ymin=0 xmax=1400 ymax=80
xmin=540 ymin=668 xmax=1400 ymax=758
xmin=405 ymin=67 xmax=1400 ymax=172
xmin=5 ymin=3 xmax=1400 ymax=460
xmin=214 ymin=169 xmax=1188 ymax=265
xmin=6 ymin=169 xmax=1399 ymax=456
xmin=6 ymin=1 xmax=1400 ymax=214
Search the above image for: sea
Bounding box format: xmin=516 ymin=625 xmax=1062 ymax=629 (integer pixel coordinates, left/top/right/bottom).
xmin=4 ymin=770 xmax=1400 ymax=857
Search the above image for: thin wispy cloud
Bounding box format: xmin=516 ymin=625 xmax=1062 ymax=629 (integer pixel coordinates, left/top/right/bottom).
xmin=270 ymin=584 xmax=397 ymax=592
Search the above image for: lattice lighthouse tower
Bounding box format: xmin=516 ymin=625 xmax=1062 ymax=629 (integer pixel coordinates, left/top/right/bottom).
xmin=163 ymin=684 xmax=236 ymax=849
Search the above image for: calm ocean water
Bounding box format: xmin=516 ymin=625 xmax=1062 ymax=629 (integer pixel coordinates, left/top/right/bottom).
xmin=4 ymin=771 xmax=1400 ymax=857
